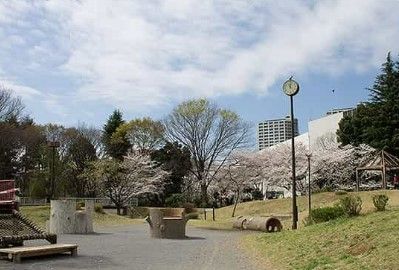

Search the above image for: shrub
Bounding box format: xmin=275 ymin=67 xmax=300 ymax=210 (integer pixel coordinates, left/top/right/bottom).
xmin=319 ymin=186 xmax=334 ymax=193
xmin=165 ymin=194 xmax=185 ymax=208
xmin=185 ymin=212 xmax=199 ymax=220
xmin=340 ymin=196 xmax=362 ymax=216
xmin=76 ymin=201 xmax=85 ymax=210
xmin=373 ymin=194 xmax=389 ymax=211
xmin=335 ymin=190 xmax=348 ymax=196
xmin=94 ymin=203 xmax=105 ymax=214
xmin=251 ymin=189 xmax=264 ymax=201
xmin=308 ymin=205 xmax=345 ymax=224
xmin=128 ymin=207 xmax=149 ymax=218
xmin=182 ymin=202 xmax=195 ymax=213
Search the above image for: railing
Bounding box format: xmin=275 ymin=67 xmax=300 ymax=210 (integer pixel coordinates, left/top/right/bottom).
xmin=19 ymin=197 xmax=47 ymax=206
xmin=58 ymin=197 xmax=139 ymax=207
xmin=18 ymin=197 xmax=139 ymax=207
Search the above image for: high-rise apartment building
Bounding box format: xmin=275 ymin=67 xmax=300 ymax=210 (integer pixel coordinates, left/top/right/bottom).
xmin=257 ymin=116 xmax=299 ymax=150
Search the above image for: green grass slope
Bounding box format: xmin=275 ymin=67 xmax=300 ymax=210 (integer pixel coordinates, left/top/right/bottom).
xmin=191 ymin=190 xmax=399 ymax=230
xmin=244 ymin=209 xmax=399 ymax=270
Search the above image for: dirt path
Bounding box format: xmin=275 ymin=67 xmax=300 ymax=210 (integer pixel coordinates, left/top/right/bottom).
xmin=0 ymin=224 xmax=261 ymax=270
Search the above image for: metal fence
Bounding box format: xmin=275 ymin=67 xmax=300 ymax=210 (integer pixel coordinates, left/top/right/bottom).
xmin=18 ymin=197 xmax=139 ymax=207
xmin=59 ymin=197 xmax=138 ymax=207
xmin=19 ymin=197 xmax=47 ymax=206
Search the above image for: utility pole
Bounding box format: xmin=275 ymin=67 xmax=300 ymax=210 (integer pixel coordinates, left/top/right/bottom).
xmin=306 ymin=153 xmax=312 ymax=215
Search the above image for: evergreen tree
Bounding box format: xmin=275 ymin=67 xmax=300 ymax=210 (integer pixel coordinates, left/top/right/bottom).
xmin=64 ymin=131 xmax=97 ymax=197
xmin=151 ymin=141 xmax=191 ymax=199
xmin=369 ymin=52 xmax=397 ymax=103
xmin=102 ymin=110 xmax=130 ymax=159
xmin=338 ymin=53 xmax=399 ymax=155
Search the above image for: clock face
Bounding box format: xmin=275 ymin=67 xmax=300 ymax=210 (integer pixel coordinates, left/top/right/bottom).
xmin=283 ymin=79 xmax=299 ymax=96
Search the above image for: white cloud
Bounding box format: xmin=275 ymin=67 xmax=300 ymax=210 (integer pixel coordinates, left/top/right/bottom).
xmin=0 ymin=79 xmax=41 ymax=99
xmin=0 ymin=78 xmax=69 ymax=119
xmin=1 ymin=0 xmax=399 ymax=113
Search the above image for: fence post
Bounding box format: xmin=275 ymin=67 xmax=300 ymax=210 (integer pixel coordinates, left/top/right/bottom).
xmin=212 ymin=207 xmax=215 ymax=221
xmin=204 ymin=208 xmax=207 ymax=220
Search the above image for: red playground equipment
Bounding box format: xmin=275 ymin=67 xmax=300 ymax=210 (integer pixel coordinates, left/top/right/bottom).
xmin=0 ymin=180 xmax=19 ymax=213
xmin=0 ymin=179 xmax=57 ymax=248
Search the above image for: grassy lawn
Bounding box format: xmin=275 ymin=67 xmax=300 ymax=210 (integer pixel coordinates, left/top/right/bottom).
xmin=18 ymin=191 xmax=399 ymax=269
xmin=20 ymin=206 xmax=143 ymax=229
xmin=190 ymin=190 xmax=399 ymax=230
xmin=244 ymin=208 xmax=399 ymax=270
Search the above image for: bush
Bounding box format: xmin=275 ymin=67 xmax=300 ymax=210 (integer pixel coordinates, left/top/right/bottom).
xmin=340 ymin=195 xmax=362 ymax=216
xmin=335 ymin=190 xmax=348 ymax=196
xmin=165 ymin=193 xmax=185 ymax=208
xmin=307 ymin=205 xmax=345 ymax=224
xmin=182 ymin=202 xmax=195 ymax=213
xmin=94 ymin=203 xmax=105 ymax=214
xmin=251 ymin=189 xmax=264 ymax=201
xmin=373 ymin=194 xmax=389 ymax=211
xmin=185 ymin=212 xmax=199 ymax=220
xmin=76 ymin=201 xmax=85 ymax=210
xmin=128 ymin=207 xmax=149 ymax=218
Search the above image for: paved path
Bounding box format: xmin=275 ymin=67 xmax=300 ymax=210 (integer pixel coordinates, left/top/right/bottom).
xmin=0 ymin=224 xmax=261 ymax=270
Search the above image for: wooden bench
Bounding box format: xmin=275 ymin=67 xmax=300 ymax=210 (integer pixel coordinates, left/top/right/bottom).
xmin=0 ymin=244 xmax=78 ymax=263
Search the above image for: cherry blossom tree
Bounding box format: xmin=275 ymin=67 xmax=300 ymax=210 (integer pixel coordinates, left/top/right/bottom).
xmin=210 ymin=151 xmax=264 ymax=216
xmin=257 ymin=142 xmax=308 ymax=193
xmin=311 ymin=142 xmax=375 ymax=190
xmin=87 ymin=153 xmax=168 ymax=214
xmin=123 ymin=153 xmax=169 ymax=197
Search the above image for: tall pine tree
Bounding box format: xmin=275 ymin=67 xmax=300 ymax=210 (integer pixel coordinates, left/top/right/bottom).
xmin=337 ymin=52 xmax=399 ymax=155
xmin=102 ymin=110 xmax=130 ymax=159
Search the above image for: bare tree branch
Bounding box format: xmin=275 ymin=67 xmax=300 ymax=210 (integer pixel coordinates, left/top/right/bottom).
xmin=163 ymin=99 xmax=250 ymax=204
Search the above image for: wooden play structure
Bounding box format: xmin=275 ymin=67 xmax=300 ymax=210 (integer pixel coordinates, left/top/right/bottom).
xmin=356 ymin=150 xmax=399 ymax=191
xmin=233 ymin=216 xmax=283 ymax=232
xmin=0 ymin=180 xmax=78 ymax=263
xmin=0 ymin=244 xmax=78 ymax=263
xmin=145 ymin=208 xmax=188 ymax=239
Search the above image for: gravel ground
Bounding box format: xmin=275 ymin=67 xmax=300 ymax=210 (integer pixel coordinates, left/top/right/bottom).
xmin=0 ymin=224 xmax=261 ymax=270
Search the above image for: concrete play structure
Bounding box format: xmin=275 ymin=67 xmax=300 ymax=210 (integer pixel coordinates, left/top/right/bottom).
xmin=48 ymin=199 xmax=94 ymax=234
xmin=145 ymin=208 xmax=188 ymax=239
xmin=233 ymin=216 xmax=283 ymax=232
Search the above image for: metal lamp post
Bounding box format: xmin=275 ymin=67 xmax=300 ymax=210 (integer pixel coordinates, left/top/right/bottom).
xmin=306 ymin=153 xmax=312 ymax=215
xmin=282 ymin=77 xmax=300 ymax=230
xmin=47 ymin=140 xmax=60 ymax=200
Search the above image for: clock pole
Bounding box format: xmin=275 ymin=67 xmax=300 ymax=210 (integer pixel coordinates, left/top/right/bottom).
xmin=282 ymin=77 xmax=299 ymax=230
xmin=290 ymin=95 xmax=298 ymax=230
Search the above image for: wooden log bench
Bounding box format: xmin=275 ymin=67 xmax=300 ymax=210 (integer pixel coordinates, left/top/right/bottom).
xmin=0 ymin=244 xmax=78 ymax=263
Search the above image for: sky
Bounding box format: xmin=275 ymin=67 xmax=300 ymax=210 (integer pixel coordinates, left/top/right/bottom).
xmin=1 ymin=0 xmax=399 ymax=135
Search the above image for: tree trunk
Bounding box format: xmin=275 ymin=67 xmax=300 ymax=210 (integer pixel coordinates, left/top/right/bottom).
xmin=116 ymin=205 xmax=121 ymax=215
xmin=232 ymin=189 xmax=240 ymax=218
xmin=200 ymin=183 xmax=208 ymax=207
